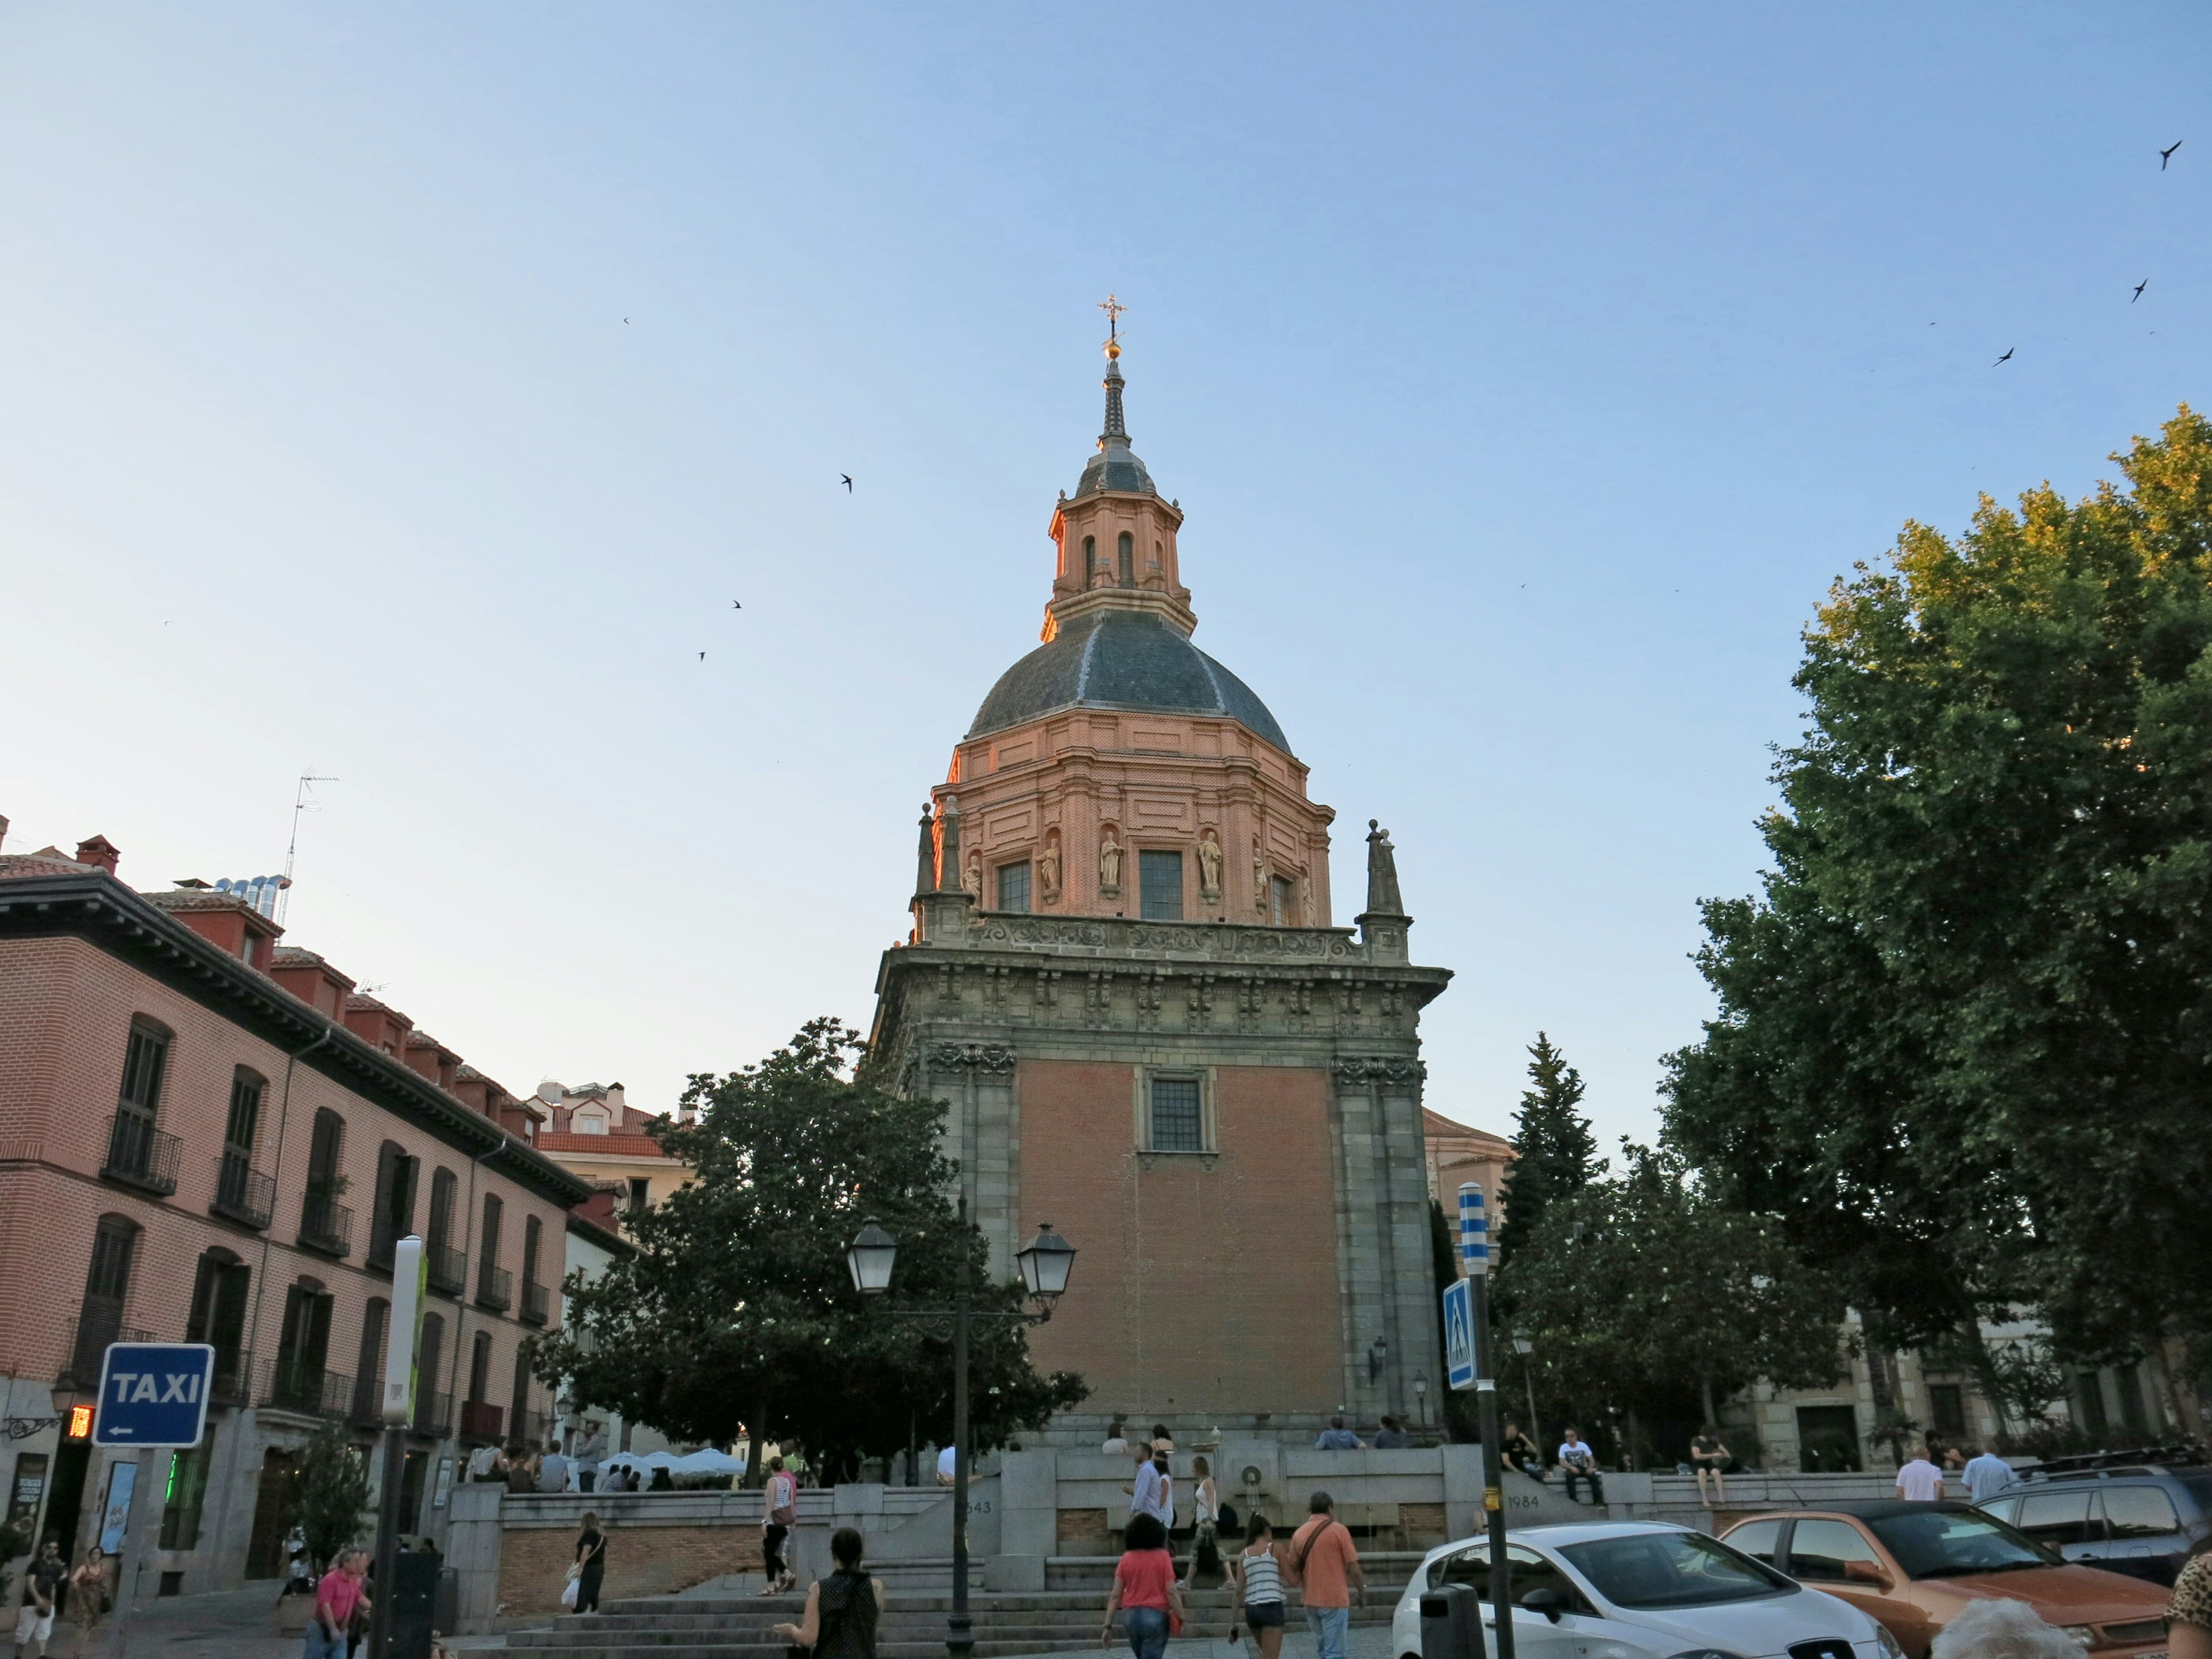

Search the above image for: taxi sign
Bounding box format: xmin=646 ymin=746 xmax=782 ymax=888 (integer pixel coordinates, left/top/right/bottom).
xmin=92 ymin=1343 xmax=216 ymax=1448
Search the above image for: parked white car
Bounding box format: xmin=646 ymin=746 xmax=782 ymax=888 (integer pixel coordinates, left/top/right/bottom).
xmin=1392 ymin=1521 xmax=1909 ymax=1659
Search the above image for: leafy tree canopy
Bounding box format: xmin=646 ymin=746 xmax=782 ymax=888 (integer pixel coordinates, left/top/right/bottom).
xmin=528 ymin=1019 xmax=1086 ymax=1477
xmin=1497 ymin=1141 xmax=1850 ymax=1455
xmin=1665 ymin=407 xmax=2212 ymax=1398
xmin=293 ymin=1417 xmax=370 ymax=1573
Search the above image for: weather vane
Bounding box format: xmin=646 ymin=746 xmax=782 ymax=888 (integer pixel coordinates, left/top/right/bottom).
xmin=1099 ymin=293 xmax=1126 ymax=355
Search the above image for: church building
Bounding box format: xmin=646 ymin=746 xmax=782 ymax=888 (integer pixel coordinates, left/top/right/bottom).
xmin=868 ymin=333 xmax=1452 ymax=1435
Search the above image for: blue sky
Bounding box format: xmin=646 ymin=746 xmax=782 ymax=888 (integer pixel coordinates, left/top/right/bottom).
xmin=3 ymin=4 xmax=2205 ymax=1149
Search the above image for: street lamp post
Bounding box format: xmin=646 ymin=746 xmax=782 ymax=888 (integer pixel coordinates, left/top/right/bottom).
xmin=1511 ymin=1332 xmax=1537 ymax=1444
xmin=851 ymin=1202 xmax=1075 ymax=1659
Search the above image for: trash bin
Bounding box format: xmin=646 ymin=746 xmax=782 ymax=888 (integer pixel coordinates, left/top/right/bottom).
xmin=389 ymin=1549 xmax=442 ymax=1659
xmin=1422 ymin=1580 xmax=1486 ymax=1659
xmin=433 ymin=1566 xmax=459 ymax=1641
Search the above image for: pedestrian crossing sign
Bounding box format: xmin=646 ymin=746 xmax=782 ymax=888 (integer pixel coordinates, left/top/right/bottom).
xmin=1442 ymin=1277 xmax=1476 ymax=1390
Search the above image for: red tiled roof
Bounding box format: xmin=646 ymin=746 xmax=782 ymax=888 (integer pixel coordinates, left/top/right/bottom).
xmin=537 ymin=1131 xmax=676 ymax=1159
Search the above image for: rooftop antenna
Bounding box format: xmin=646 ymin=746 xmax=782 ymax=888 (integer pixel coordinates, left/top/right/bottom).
xmin=279 ymin=771 xmax=338 ymax=924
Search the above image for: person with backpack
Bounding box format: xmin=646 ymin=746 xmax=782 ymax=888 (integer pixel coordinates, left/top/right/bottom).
xmin=1284 ymin=1493 xmax=1362 ymax=1659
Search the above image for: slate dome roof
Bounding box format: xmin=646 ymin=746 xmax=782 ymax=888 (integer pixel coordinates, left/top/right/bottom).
xmin=966 ymin=608 xmax=1291 ymax=754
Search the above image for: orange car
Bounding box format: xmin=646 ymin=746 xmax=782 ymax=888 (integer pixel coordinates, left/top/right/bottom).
xmin=1718 ymin=1502 xmax=2172 ymax=1659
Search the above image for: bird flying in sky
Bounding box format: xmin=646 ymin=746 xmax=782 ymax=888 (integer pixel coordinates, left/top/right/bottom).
xmin=840 ymin=474 xmax=853 ymax=493
xmin=2160 ymin=140 xmax=2183 ymax=169
xmin=732 ymin=600 xmax=743 ymax=609
xmin=699 ymin=652 xmax=706 ymax=661
xmin=2134 ymin=280 xmax=2149 ymax=302
xmin=1994 ymin=347 xmax=2015 ymax=366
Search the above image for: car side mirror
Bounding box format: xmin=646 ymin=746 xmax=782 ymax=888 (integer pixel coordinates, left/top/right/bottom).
xmin=1843 ymin=1560 xmax=1893 ymax=1590
xmin=1520 ymin=1589 xmax=1565 ymax=1623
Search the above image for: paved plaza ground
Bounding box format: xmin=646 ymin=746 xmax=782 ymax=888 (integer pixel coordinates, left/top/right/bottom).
xmin=12 ymin=1584 xmax=1400 ymax=1659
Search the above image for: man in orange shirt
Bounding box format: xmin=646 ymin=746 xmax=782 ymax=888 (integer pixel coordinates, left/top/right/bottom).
xmin=1287 ymin=1491 xmax=1363 ymax=1659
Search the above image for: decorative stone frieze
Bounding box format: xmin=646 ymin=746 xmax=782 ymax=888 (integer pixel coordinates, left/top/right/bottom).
xmin=926 ymin=1041 xmax=1016 ymax=1073
xmin=1332 ymin=1055 xmax=1428 ymax=1086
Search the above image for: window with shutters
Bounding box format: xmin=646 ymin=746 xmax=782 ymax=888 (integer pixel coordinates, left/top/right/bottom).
xmin=70 ymin=1216 xmax=141 ymax=1381
xmin=225 ymin=1070 xmax=264 ymax=1152
xmin=119 ymin=1020 xmax=169 ymax=1115
xmin=354 ymin=1298 xmax=389 ymax=1422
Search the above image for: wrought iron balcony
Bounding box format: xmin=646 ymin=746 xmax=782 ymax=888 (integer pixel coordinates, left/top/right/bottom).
xmin=350 ymin=1372 xmax=383 ymax=1427
xmin=211 ymin=1150 xmax=274 ymax=1230
xmin=520 ymin=1279 xmax=551 ymax=1326
xmin=62 ymin=1302 xmax=154 ymax=1387
xmin=261 ymin=1356 xmax=349 ymax=1418
xmin=426 ymin=1243 xmax=467 ymax=1298
xmin=298 ymin=1191 xmax=353 ymax=1258
xmin=101 ymin=1107 xmax=179 ymax=1197
xmin=458 ymin=1400 xmax=506 ymax=1444
xmin=209 ymin=1346 xmax=255 ymax=1407
xmin=475 ymin=1264 xmax=512 ymax=1313
xmin=414 ymin=1390 xmax=453 ymax=1438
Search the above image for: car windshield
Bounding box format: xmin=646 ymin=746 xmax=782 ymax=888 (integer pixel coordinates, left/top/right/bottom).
xmin=1558 ymin=1532 xmax=1797 ymax=1610
xmin=1865 ymin=1509 xmax=2051 ymax=1578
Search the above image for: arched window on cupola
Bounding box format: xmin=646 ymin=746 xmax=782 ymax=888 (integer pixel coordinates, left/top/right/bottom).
xmin=1118 ymin=532 xmax=1134 ymax=584
xmin=1082 ymin=535 xmax=1097 ymax=582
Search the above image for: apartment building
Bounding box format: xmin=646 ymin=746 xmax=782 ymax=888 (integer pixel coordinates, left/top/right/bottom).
xmin=0 ymin=830 xmax=588 ymax=1597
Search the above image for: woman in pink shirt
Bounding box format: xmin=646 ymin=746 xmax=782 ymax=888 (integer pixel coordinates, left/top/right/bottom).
xmin=1101 ymin=1513 xmax=1184 ymax=1659
xmin=306 ymin=1550 xmax=370 ymax=1659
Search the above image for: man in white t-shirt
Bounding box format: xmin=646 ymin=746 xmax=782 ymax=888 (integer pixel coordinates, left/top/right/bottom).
xmin=1895 ymin=1449 xmax=1946 ymax=1501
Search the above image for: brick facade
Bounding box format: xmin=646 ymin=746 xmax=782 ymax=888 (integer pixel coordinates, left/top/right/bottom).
xmin=0 ymin=846 xmax=589 ymax=1598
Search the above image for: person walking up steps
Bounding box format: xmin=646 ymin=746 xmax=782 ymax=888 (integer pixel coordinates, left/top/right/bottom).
xmin=1101 ymin=1513 xmax=1183 ymax=1659
xmin=772 ymin=1527 xmax=884 ymax=1659
xmin=1230 ymin=1515 xmax=1288 ymax=1659
xmin=571 ymin=1513 xmax=608 ymax=1616
xmin=762 ymin=1456 xmax=800 ymax=1594
xmin=1286 ymin=1493 xmax=1362 ymax=1659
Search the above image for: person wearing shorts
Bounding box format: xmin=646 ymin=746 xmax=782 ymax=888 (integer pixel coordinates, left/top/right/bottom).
xmin=14 ymin=1540 xmax=66 ymax=1658
xmin=1231 ymin=1515 xmax=1288 ymax=1659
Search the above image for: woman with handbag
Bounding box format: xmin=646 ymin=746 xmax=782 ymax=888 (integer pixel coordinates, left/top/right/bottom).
xmin=1100 ymin=1513 xmax=1183 ymax=1659
xmin=67 ymin=1547 xmax=113 ymax=1654
xmin=1229 ymin=1516 xmax=1288 ymax=1659
xmin=760 ymin=1456 xmax=799 ymax=1595
xmin=771 ymin=1526 xmax=884 ymax=1659
xmin=568 ymin=1512 xmax=607 ymax=1616
xmin=1188 ymin=1457 xmax=1221 ymax=1584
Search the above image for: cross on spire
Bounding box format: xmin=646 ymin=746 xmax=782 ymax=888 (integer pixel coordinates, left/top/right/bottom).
xmin=1099 ymin=294 xmax=1126 ymax=351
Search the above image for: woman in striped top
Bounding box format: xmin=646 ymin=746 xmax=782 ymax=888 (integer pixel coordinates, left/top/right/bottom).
xmin=1230 ymin=1515 xmax=1287 ymax=1659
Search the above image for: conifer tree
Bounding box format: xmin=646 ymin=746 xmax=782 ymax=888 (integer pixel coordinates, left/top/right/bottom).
xmin=1496 ymin=1032 xmax=1601 ymax=1263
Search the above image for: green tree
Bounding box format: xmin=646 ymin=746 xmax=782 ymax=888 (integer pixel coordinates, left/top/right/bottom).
xmin=291 ymin=1418 xmax=371 ymax=1573
xmin=1664 ymin=407 xmax=2212 ymax=1416
xmin=1495 ymin=1034 xmax=1601 ymax=1266
xmin=528 ymin=1019 xmax=1087 ymax=1478
xmin=1498 ymin=1145 xmax=1851 ymax=1463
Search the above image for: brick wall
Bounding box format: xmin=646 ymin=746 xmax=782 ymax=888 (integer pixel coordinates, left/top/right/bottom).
xmin=498 ymin=1518 xmax=764 ymax=1612
xmin=1020 ymin=1059 xmax=1342 ymax=1416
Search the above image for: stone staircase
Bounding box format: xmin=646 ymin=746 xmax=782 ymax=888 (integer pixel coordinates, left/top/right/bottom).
xmin=507 ymin=1579 xmax=1408 ymax=1659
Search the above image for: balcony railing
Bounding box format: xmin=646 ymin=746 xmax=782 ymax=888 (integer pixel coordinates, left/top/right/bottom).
xmin=414 ymin=1391 xmax=453 ymax=1438
xmin=298 ymin=1191 xmax=353 ymax=1258
xmin=426 ymin=1243 xmax=467 ymax=1298
xmin=211 ymin=1150 xmax=274 ymax=1230
xmin=350 ymin=1372 xmax=383 ymax=1427
xmin=519 ymin=1408 xmax=555 ymax=1449
xmin=475 ymin=1264 xmax=512 ymax=1313
xmin=260 ymin=1356 xmax=349 ymax=1419
xmin=458 ymin=1400 xmax=506 ymax=1444
xmin=101 ymin=1108 xmax=179 ymax=1197
xmin=62 ymin=1302 xmax=155 ymax=1386
xmin=520 ymin=1280 xmax=551 ymax=1326
xmin=210 ymin=1346 xmax=255 ymax=1407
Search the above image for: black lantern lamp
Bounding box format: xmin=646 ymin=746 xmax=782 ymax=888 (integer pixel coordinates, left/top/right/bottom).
xmin=847 ymin=1219 xmax=898 ymax=1294
xmin=1014 ymin=1221 xmax=1076 ymax=1305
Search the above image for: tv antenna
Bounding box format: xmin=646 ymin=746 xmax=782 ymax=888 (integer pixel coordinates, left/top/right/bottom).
xmin=279 ymin=772 xmax=339 ymax=923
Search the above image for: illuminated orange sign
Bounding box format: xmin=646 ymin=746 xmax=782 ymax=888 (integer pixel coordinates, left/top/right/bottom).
xmin=66 ymin=1404 xmax=94 ymax=1440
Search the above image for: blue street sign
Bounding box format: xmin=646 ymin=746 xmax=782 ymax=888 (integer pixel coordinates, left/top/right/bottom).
xmin=1442 ymin=1277 xmax=1476 ymax=1391
xmin=93 ymin=1344 xmax=216 ymax=1448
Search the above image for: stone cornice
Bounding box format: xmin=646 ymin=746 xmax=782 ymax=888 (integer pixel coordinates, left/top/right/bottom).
xmin=0 ymin=874 xmax=591 ymax=1206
